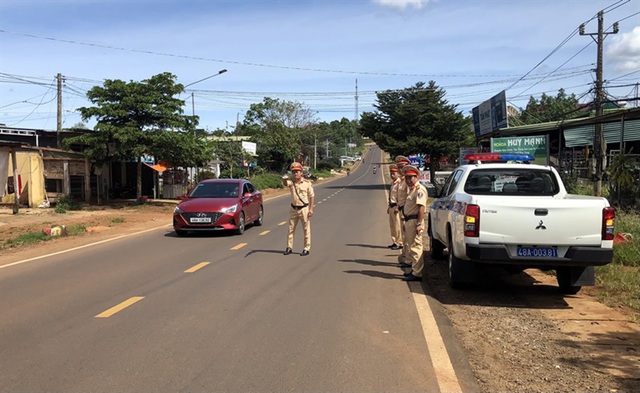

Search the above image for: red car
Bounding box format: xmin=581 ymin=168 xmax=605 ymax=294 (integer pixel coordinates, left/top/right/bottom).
xmin=173 ymin=179 xmax=263 ymax=236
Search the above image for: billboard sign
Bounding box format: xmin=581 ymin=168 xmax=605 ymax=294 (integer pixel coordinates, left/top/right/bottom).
xmin=491 ymin=135 xmax=549 ymax=165
xmin=472 ymin=90 xmax=508 ymax=136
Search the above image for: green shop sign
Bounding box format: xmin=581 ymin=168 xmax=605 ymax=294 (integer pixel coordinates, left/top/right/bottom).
xmin=491 ymin=135 xmax=549 ymax=165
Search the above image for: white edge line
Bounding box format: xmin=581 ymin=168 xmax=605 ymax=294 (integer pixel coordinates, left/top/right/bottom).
xmin=410 ymin=282 xmax=462 ymax=393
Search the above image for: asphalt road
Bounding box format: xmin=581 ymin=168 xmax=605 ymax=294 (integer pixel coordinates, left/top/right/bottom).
xmin=0 ymin=146 xmax=478 ymax=392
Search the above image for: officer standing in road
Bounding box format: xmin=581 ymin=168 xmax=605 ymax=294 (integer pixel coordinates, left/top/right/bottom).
xmin=394 ymin=155 xmax=411 ymax=265
xmin=282 ymin=162 xmax=315 ymax=256
xmin=387 ymin=164 xmax=402 ymax=250
xmin=400 ymin=165 xmax=428 ymax=282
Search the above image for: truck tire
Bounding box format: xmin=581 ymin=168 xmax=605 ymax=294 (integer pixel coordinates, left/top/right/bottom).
xmin=448 ymin=231 xmax=469 ymax=289
xmin=428 ymin=219 xmax=445 ymax=260
xmin=556 ymin=267 xmax=582 ymax=295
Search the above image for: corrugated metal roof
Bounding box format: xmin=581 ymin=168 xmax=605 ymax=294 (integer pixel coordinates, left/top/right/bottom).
xmin=486 ymin=107 xmax=640 ymax=142
xmin=564 ymin=119 xmax=640 ymax=147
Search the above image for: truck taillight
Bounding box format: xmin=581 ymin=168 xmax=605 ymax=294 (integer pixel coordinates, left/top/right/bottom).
xmin=464 ymin=204 xmax=480 ymax=237
xmin=602 ymin=207 xmax=615 ymax=241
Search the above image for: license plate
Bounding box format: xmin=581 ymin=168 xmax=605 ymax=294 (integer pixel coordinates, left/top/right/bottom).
xmin=517 ymin=247 xmax=558 ymax=257
xmin=190 ymin=217 xmax=212 ymax=223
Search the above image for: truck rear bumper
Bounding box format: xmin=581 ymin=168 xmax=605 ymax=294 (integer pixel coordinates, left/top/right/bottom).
xmin=466 ymin=244 xmax=613 ymax=266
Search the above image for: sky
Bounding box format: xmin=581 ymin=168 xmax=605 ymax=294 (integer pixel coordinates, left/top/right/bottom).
xmin=1 ymin=0 xmax=639 ymax=133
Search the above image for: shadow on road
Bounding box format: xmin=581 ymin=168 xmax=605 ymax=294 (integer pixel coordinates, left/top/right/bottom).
xmin=338 ymin=258 xmax=398 ymax=267
xmin=423 ymin=256 xmax=572 ymax=310
xmin=345 ymin=243 xmax=389 ymax=249
xmin=343 ymin=269 xmax=404 ymax=280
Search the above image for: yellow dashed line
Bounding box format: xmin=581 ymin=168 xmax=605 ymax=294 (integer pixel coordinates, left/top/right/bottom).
xmin=259 ymin=230 xmax=270 ymax=236
xmin=185 ymin=262 xmax=210 ymax=273
xmin=95 ymin=296 xmax=145 ymax=318
xmin=278 ymin=221 xmax=287 ymax=226
xmin=231 ymin=243 xmax=247 ymax=250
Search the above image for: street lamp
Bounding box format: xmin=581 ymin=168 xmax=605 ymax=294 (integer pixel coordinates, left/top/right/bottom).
xmin=185 ymin=69 xmax=228 ymax=116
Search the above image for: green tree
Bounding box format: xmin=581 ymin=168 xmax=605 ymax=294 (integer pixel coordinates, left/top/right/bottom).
xmin=359 ymin=81 xmax=472 ymax=181
xmin=64 ymin=72 xmax=201 ymax=198
xmin=518 ymin=88 xmax=581 ymax=124
xmin=238 ymin=97 xmax=317 ymax=172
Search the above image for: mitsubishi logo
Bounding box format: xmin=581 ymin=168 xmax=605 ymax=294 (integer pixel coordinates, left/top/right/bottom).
xmin=535 ymin=220 xmax=546 ymax=230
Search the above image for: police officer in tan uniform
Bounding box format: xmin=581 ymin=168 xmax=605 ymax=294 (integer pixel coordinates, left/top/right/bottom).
xmin=282 ymin=162 xmax=315 ymax=256
xmin=400 ymin=165 xmax=428 ymax=281
xmin=387 ymin=164 xmax=402 ymax=250
xmin=394 ymin=155 xmax=411 ymax=265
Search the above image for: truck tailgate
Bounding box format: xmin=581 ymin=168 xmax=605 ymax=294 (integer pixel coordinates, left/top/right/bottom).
xmin=476 ymin=196 xmax=606 ymax=246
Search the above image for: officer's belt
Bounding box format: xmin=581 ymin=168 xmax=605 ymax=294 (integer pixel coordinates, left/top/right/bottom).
xmin=403 ymin=214 xmax=419 ymax=221
xmin=291 ymin=203 xmax=308 ymax=210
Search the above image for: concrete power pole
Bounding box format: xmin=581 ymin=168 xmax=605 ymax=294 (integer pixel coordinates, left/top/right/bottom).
xmin=580 ymin=11 xmax=618 ymax=196
xmin=57 ymin=73 xmax=63 ymax=149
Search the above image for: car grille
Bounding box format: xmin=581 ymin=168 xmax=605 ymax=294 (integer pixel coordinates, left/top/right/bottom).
xmin=182 ymin=212 xmax=223 ymax=223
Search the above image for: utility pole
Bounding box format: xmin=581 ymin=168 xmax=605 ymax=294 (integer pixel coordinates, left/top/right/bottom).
xmin=354 ymin=78 xmax=359 ymax=122
xmin=57 ymin=73 xmax=63 ymax=149
xmin=580 ymin=11 xmax=618 ymax=196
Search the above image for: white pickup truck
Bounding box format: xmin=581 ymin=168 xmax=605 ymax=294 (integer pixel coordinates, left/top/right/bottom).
xmin=428 ymin=152 xmax=615 ymax=294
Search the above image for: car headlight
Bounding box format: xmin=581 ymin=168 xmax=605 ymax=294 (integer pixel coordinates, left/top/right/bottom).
xmin=174 ymin=206 xmax=184 ymax=214
xmin=223 ymin=204 xmax=238 ymax=214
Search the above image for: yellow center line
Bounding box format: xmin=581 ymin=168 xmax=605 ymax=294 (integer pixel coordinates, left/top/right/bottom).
xmin=185 ymin=262 xmax=210 ymax=273
xmin=278 ymin=221 xmax=287 ymax=226
xmin=259 ymin=230 xmax=270 ymax=236
xmin=95 ymin=296 xmax=145 ymax=318
xmin=231 ymin=243 xmax=247 ymax=250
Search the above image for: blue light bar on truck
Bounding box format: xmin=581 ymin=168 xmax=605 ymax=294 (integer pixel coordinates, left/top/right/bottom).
xmin=463 ymin=152 xmax=535 ymax=163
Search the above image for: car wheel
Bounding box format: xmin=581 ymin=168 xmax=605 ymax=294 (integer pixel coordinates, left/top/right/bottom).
xmin=235 ymin=212 xmax=245 ymax=235
xmin=556 ymin=267 xmax=582 ymax=294
xmin=448 ymin=231 xmax=469 ymax=289
xmin=254 ymin=205 xmax=264 ymax=226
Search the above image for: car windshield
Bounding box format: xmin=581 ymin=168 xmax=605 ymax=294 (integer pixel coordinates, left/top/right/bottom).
xmin=189 ymin=182 xmax=239 ymax=198
xmin=463 ymin=168 xmax=559 ymax=196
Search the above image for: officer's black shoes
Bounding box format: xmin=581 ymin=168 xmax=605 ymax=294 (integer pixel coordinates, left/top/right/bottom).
xmin=284 ymin=247 xmax=293 ymax=255
xmin=402 ymin=273 xmax=422 ymax=282
xmin=300 ymin=249 xmax=310 ymax=256
xmin=403 ymin=270 xmax=413 ymax=276
xmin=390 ymin=244 xmax=402 ymax=250
xmin=387 ymin=243 xmax=396 ymax=248
xmin=398 ymin=263 xmax=412 ymax=268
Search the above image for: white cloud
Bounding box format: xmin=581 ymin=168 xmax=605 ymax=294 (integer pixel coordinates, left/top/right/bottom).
xmin=606 ymin=25 xmax=640 ymax=73
xmin=373 ymin=0 xmax=429 ymax=11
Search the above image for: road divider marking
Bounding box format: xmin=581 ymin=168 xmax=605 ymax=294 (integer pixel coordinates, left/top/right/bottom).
xmin=259 ymin=230 xmax=270 ymax=236
xmin=95 ymin=296 xmax=145 ymax=318
xmin=185 ymin=262 xmax=210 ymax=273
xmin=410 ymin=283 xmax=462 ymax=393
xmin=278 ymin=221 xmax=286 ymax=226
xmin=231 ymin=243 xmax=247 ymax=250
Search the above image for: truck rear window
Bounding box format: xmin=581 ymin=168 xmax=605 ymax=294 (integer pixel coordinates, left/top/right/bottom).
xmin=463 ymin=169 xmax=559 ymax=195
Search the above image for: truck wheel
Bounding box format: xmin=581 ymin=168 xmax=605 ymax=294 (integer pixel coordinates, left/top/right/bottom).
xmin=448 ymin=232 xmax=468 ymax=289
xmin=556 ymin=267 xmax=582 ymax=295
xmin=429 ymin=233 xmax=446 ymax=260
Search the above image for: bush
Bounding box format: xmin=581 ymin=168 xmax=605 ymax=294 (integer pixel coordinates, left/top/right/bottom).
xmin=54 ymin=194 xmax=81 ymax=214
xmin=251 ymin=173 xmax=285 ymax=190
xmin=219 ymin=167 xmax=247 ymax=179
xmin=317 ymin=157 xmax=341 ymax=171
xmin=614 ymin=210 xmax=640 ymax=267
